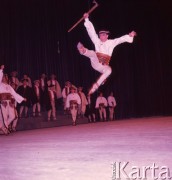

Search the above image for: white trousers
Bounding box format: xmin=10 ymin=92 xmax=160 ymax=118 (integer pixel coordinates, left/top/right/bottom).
xmin=70 ymin=104 xmax=78 ymax=122
xmin=99 ymin=107 xmax=106 ymax=121
xmin=109 ymin=107 xmax=115 ymax=120
xmin=83 ymin=50 xmax=112 ymax=86
xmin=0 ymin=100 xmax=18 ymax=130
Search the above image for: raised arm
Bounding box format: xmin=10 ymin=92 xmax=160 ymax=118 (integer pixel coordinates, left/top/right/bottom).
xmin=83 ymin=13 xmax=99 ymax=45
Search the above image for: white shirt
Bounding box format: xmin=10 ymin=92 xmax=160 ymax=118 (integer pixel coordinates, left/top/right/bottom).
xmin=95 ymin=96 xmax=108 ymax=108
xmin=66 ymin=93 xmax=81 ymax=108
xmin=84 ymin=18 xmax=134 ymax=56
xmin=108 ymin=96 xmax=117 ymax=107
xmin=0 ymin=70 xmax=24 ymax=103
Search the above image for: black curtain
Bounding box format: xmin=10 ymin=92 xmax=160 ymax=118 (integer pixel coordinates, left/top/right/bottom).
xmin=0 ymin=0 xmax=172 ymax=119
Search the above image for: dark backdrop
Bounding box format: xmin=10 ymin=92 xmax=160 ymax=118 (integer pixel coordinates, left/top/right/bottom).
xmin=0 ymin=0 xmax=172 ymax=119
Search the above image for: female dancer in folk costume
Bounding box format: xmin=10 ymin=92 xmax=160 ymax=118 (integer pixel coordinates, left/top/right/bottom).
xmin=77 ymin=13 xmax=136 ymax=95
xmin=0 ymin=65 xmax=26 ymax=135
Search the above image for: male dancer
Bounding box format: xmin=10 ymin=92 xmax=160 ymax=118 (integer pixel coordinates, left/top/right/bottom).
xmin=0 ymin=65 xmax=26 ymax=134
xmin=66 ymin=86 xmax=81 ymax=126
xmin=95 ymin=92 xmax=108 ymax=121
xmin=77 ymin=13 xmax=137 ymax=95
xmin=107 ymin=92 xmax=117 ymax=121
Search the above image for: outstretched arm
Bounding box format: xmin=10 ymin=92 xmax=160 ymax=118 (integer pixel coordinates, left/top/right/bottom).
xmin=10 ymin=87 xmax=26 ymax=103
xmin=83 ymin=13 xmax=99 ymax=45
xmin=111 ymin=31 xmax=137 ymax=47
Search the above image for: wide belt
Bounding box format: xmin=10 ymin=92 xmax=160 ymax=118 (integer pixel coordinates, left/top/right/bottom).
xmin=0 ymin=93 xmax=12 ymax=101
xmin=96 ymin=52 xmax=111 ymax=65
xmin=70 ymin=100 xmax=78 ymax=105
xmin=99 ymin=103 xmax=105 ymax=107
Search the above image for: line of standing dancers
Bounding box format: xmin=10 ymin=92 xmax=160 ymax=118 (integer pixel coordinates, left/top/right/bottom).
xmin=0 ymin=64 xmax=117 ymax=135
xmin=63 ymin=82 xmax=117 ymax=126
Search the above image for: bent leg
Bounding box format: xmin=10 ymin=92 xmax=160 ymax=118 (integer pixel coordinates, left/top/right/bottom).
xmin=77 ymin=42 xmax=97 ymax=60
xmin=83 ymin=49 xmax=97 ymax=60
xmin=77 ymin=42 xmax=112 ymax=95
xmin=88 ymin=66 xmax=112 ymax=95
xmin=97 ymin=66 xmax=112 ymax=86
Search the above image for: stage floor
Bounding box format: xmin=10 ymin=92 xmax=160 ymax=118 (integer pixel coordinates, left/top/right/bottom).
xmin=0 ymin=116 xmax=172 ymax=180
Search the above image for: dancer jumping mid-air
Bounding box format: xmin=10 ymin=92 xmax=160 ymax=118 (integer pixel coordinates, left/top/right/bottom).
xmin=77 ymin=13 xmax=136 ymax=95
